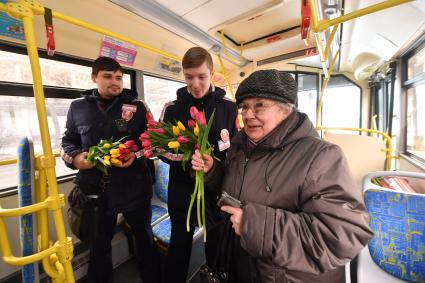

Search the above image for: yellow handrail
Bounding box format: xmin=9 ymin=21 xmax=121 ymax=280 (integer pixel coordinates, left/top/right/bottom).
xmin=0 ymin=1 xmax=75 ymax=282
xmin=216 ymin=54 xmax=235 ymax=101
xmin=316 ymin=126 xmax=393 ymax=170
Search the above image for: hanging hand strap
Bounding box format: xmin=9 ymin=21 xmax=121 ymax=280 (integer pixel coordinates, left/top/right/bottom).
xmin=44 ymin=7 xmax=55 ymax=56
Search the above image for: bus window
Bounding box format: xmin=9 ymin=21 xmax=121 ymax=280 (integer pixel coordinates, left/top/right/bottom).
xmin=297 ymin=73 xmax=318 ymax=125
xmin=0 ymin=48 xmax=134 ymax=189
xmin=143 ymin=74 xmax=185 ymax=120
xmin=321 ymin=75 xmax=361 ymax=129
xmin=402 ymin=38 xmax=425 ymax=163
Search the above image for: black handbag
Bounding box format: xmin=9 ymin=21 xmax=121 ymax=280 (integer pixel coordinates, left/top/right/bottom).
xmin=67 ymin=185 xmax=100 ymax=243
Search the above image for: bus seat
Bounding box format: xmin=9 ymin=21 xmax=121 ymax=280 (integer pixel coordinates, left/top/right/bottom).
xmin=151 ymin=159 xmax=169 ymax=226
xmin=323 ymin=132 xmax=386 ymax=184
xmin=356 ymin=171 xmax=425 ymax=283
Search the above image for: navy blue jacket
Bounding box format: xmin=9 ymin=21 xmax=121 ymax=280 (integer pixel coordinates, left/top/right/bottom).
xmin=61 ymin=89 xmax=153 ymax=214
xmin=161 ymin=86 xmax=238 ymax=226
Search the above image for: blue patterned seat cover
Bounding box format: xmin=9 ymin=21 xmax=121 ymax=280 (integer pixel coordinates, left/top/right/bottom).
xmin=365 ymin=189 xmax=425 ymax=282
xmin=151 ymin=205 xmax=167 ymax=224
xmin=154 ymin=160 xmax=169 ymax=203
xmin=153 ymin=218 xmax=200 ymax=246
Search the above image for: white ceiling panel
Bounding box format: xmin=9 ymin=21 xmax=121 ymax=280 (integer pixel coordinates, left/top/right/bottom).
xmin=182 ymin=0 xmax=274 ymax=32
xmin=155 ymin=0 xmax=210 ymax=16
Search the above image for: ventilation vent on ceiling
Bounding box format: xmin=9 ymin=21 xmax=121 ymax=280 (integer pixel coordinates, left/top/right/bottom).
xmin=353 ymin=53 xmax=384 ymax=81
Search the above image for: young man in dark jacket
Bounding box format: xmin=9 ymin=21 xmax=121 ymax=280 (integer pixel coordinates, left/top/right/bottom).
xmin=61 ymin=57 xmax=157 ymax=283
xmin=160 ymin=47 xmax=238 ymax=282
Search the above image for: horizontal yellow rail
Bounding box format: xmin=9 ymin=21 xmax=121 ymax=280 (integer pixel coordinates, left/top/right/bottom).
xmin=317 ymin=127 xmax=393 ymax=170
xmin=0 ymin=152 xmax=60 ymax=166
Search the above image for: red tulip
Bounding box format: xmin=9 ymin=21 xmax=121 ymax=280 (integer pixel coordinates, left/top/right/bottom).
xmin=187 ymin=119 xmax=196 ymax=129
xmin=146 ymin=111 xmax=154 ymax=121
xmin=190 ymin=106 xmax=199 ymax=119
xmin=196 ymin=112 xmax=207 ymax=126
xmin=194 ymin=144 xmax=199 ymax=150
xmin=142 ymin=140 xmax=151 ymax=148
xmin=139 ymin=132 xmax=149 ymax=141
xmin=131 ymin=145 xmax=139 ymax=152
xmin=177 ymin=136 xmax=189 ymax=144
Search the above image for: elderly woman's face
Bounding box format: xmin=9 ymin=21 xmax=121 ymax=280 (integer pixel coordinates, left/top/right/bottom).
xmin=239 ymin=98 xmax=289 ymax=142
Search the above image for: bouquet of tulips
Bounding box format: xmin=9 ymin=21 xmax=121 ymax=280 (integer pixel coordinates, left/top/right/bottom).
xmin=87 ymin=137 xmax=139 ymax=175
xmin=140 ymin=107 xmax=215 ymax=240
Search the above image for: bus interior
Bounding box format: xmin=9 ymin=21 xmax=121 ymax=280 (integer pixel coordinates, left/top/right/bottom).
xmin=0 ymin=0 xmax=424 ymax=282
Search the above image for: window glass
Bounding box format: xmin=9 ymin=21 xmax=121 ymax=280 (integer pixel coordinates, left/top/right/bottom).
xmin=322 ymin=76 xmax=361 ymax=128
xmin=0 ymin=50 xmax=131 ymax=89
xmin=297 ymin=73 xmax=318 ymax=125
xmin=0 ymin=96 xmax=72 ymax=160
xmin=406 ymin=84 xmax=425 ymax=161
xmin=407 ymin=45 xmax=425 ymax=80
xmin=143 ymin=75 xmax=185 ymax=120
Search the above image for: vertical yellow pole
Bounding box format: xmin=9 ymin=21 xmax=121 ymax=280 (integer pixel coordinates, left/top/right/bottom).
xmin=21 ymin=14 xmax=75 ymax=283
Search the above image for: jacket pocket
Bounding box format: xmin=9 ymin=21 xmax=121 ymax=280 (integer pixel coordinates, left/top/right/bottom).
xmin=77 ymin=125 xmax=92 ymax=149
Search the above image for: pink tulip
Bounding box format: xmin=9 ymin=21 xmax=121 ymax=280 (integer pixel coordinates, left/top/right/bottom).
xmin=124 ymin=140 xmax=135 ymax=147
xmin=190 ymin=106 xmax=199 ymax=119
xmin=139 ymin=132 xmax=149 ymax=141
xmin=146 ymin=111 xmax=154 ymax=121
xmin=148 ymin=120 xmax=160 ymax=128
xmin=187 ymin=119 xmax=196 ymax=129
xmin=142 ymin=140 xmax=151 ymax=148
xmin=177 ymin=136 xmax=190 ymax=144
xmin=144 ymin=149 xmax=152 ymax=158
xmin=194 ymin=144 xmax=199 ymax=150
xmin=131 ymin=145 xmax=139 ymax=152
xmin=196 ymin=112 xmax=207 ymax=126
xmin=148 ymin=128 xmax=166 ymax=134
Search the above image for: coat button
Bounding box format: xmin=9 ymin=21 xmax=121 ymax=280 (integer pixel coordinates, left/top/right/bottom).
xmin=265 ymin=186 xmax=271 ymax=192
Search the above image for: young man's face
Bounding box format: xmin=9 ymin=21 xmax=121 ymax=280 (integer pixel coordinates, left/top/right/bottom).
xmin=92 ymin=70 xmax=123 ymax=99
xmin=183 ymin=61 xmax=213 ymax=99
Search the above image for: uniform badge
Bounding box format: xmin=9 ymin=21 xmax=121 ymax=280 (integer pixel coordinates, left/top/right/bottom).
xmin=218 ymin=129 xmax=231 ymax=152
xmin=122 ymin=104 xmax=137 ymax=121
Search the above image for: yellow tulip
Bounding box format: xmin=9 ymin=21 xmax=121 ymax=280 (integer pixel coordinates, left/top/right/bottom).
xmin=194 ymin=123 xmax=199 ymax=136
xmin=104 ymin=159 xmax=111 ymax=166
xmin=103 ymin=155 xmax=111 ymax=160
xmin=110 ymin=148 xmax=120 ymax=155
xmin=172 ymin=126 xmax=180 ymax=136
xmin=119 ymin=144 xmax=127 ymax=149
xmin=111 ymin=158 xmax=122 ymax=166
xmin=177 ymin=121 xmax=186 ymax=131
xmin=111 ymin=154 xmax=120 ymax=158
xmin=168 ymin=141 xmax=181 ymax=149
xmin=103 ymin=143 xmax=111 ymax=149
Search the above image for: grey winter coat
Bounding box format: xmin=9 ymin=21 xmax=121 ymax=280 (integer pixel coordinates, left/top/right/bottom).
xmin=207 ymin=111 xmax=373 ymax=283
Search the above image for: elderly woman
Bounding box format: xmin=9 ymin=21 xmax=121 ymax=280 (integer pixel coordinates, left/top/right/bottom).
xmin=192 ymin=70 xmax=373 ymax=283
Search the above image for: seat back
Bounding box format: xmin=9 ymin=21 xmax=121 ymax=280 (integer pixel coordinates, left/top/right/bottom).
xmin=153 ymin=159 xmax=169 ymax=203
xmin=324 ymin=132 xmax=386 ymax=184
xmin=363 ymin=171 xmax=425 ymax=282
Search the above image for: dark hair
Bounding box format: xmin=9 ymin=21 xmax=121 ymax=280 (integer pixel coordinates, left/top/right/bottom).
xmin=92 ymin=56 xmax=123 ymax=76
xmin=182 ymin=47 xmax=213 ymax=71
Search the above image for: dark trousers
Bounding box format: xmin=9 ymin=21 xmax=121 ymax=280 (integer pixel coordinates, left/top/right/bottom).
xmin=164 ymin=212 xmax=223 ymax=283
xmin=87 ymin=204 xmax=157 ymax=283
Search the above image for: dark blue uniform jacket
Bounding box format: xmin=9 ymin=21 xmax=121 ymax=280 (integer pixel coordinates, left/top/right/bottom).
xmin=61 ymin=89 xmax=153 ymax=214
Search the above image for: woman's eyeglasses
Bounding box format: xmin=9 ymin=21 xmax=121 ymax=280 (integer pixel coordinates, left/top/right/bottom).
xmin=237 ymin=101 xmax=277 ymax=115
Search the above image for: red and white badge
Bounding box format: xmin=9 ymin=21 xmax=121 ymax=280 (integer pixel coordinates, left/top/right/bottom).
xmin=218 ymin=129 xmax=231 ymax=152
xmin=122 ymin=104 xmax=137 ymax=121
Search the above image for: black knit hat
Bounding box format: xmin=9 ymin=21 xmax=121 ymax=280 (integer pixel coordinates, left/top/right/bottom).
xmin=235 ymin=70 xmax=297 ymax=105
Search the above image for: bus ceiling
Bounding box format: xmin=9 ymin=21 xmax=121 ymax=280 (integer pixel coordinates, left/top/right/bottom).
xmin=109 ymin=0 xmax=424 ymax=80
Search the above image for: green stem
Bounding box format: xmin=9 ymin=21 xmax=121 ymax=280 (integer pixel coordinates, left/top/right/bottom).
xmin=196 ymin=171 xmax=202 ymax=229
xmin=186 ymin=173 xmax=199 ymax=232
xmin=200 ymin=173 xmax=206 ymax=242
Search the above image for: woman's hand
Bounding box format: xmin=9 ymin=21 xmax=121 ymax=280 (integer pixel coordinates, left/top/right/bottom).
xmin=73 ymin=152 xmax=95 ymax=169
xmin=221 ymin=205 xmax=244 ymax=236
xmin=191 ymin=149 xmax=213 ymax=173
